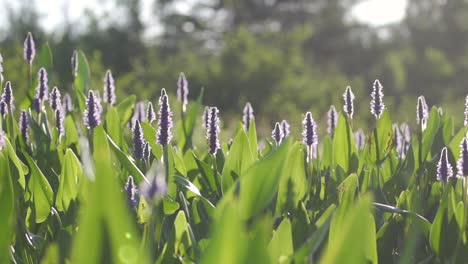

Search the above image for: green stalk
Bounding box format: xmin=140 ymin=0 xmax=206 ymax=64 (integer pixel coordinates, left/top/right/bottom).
xmin=163 ymin=144 xmax=169 ymax=184
xmin=212 ymin=153 xmax=223 ymax=197
xmin=180 ymin=103 xmax=190 ymax=151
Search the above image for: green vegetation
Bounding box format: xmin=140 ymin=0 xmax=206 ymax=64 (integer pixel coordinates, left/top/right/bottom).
xmin=1 ymin=42 xmax=468 ymax=263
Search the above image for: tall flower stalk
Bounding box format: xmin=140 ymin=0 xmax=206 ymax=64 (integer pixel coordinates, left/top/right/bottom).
xmin=83 ymin=90 xmax=102 ymax=131
xmin=157 ymin=89 xmax=173 ymax=185
xmin=243 ymin=102 xmax=254 ymax=132
xmin=103 ymin=70 xmax=116 ymax=106
xmin=205 ymin=106 xmax=222 ymax=195
xmin=271 ymin=122 xmax=283 ymax=146
xmin=327 ymin=105 xmax=338 ymax=137
xmin=437 ymin=147 xmax=453 ymax=182
xmin=302 ymin=112 xmax=318 ymax=163
xmin=24 ymin=32 xmax=35 ymax=91
xmin=177 ymin=73 xmax=190 ymax=149
xmin=457 ymin=138 xmax=468 ymax=178
xmin=343 ymin=86 xmax=355 ymax=120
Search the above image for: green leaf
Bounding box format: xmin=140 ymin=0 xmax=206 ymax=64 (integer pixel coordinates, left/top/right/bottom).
xmin=421 ymin=107 xmax=441 ymax=162
xmin=106 ymin=134 xmax=148 ymax=184
xmin=4 ymin=138 xmax=27 ymax=189
xmin=174 ymin=175 xmax=215 ymax=209
xmin=201 ymin=202 xmax=245 ymax=264
xmin=333 ymin=113 xmax=356 ymax=173
xmin=276 ymin=142 xmax=307 ymax=214
xmin=56 ymin=149 xmax=83 ymax=211
xmin=105 ymin=107 xmax=122 ymax=147
xmin=73 ymin=50 xmax=91 ymax=112
xmin=64 ymin=115 xmax=79 ymax=147
xmin=269 ymin=218 xmax=293 ymax=263
xmin=0 ymin=151 xmax=15 ymax=263
xmin=24 ymin=152 xmax=53 ymax=223
xmin=239 ymin=138 xmax=291 ymax=220
xmin=321 ymin=194 xmax=376 ymax=264
xmin=71 ymin=126 xmax=146 ymax=263
xmin=293 ymin=212 xmax=333 ymax=263
xmin=247 ymin=119 xmax=259 ymax=158
xmin=116 ymin=95 xmax=136 ymax=126
xmin=221 ymin=128 xmax=255 ymax=190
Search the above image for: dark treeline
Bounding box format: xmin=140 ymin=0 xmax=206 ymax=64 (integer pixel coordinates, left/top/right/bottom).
xmin=1 ymin=0 xmax=467 ymax=135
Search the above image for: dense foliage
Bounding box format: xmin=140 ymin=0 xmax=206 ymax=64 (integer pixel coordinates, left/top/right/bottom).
xmin=2 ymin=0 xmax=468 ymax=133
xmin=1 ymin=35 xmax=468 ymax=263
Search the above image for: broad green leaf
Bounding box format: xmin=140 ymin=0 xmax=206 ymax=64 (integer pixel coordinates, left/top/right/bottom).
xmin=24 ymin=152 xmax=53 ymax=223
xmin=105 ymin=107 xmax=122 ymax=147
xmin=269 ymin=218 xmax=293 ymax=263
xmin=321 ymin=194 xmax=376 ymax=264
xmin=56 ymin=149 xmax=83 ymax=211
xmin=64 ymin=115 xmax=79 ymax=147
xmin=276 ymin=142 xmax=307 ymax=214
xmin=4 ymin=138 xmax=27 ymax=188
xmin=293 ymin=213 xmax=333 ymax=263
xmin=201 ymin=202 xmax=244 ymax=264
xmin=174 ymin=175 xmax=215 ymax=209
xmin=221 ymin=128 xmax=255 ymax=190
xmin=239 ymin=138 xmax=291 ymax=220
xmin=116 ymin=95 xmax=136 ymax=126
xmin=72 ymin=126 xmax=146 ymax=263
xmin=429 ymin=186 xmax=448 ymax=256
xmin=107 ymin=134 xmax=148 ymax=184
xmin=333 ymin=113 xmax=356 ymax=173
xmin=73 ymin=50 xmax=91 ymax=112
xmin=421 ymin=107 xmax=441 ymax=162
xmin=0 ymin=151 xmax=15 ymax=263
xmin=247 ymin=119 xmax=259 ymax=158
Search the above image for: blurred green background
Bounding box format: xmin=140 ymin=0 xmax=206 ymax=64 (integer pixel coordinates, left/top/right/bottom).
xmin=0 ymin=0 xmax=467 ymax=137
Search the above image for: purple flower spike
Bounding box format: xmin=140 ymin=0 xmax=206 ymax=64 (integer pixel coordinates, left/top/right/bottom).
xmin=272 ymin=122 xmax=283 ymax=145
xmin=103 ymin=70 xmax=116 ymax=106
xmin=281 ymin=120 xmax=290 ymax=139
xmin=124 ymin=176 xmax=139 ymax=207
xmin=343 ymin=86 xmax=355 ymax=119
xmin=457 ymin=138 xmax=468 ymax=178
xmin=133 ymin=120 xmax=145 ymax=160
xmin=147 ymin=102 xmax=156 ymax=123
xmin=143 ymin=142 xmax=151 ymax=161
xmin=202 ymin=106 xmax=210 ymax=130
xmin=157 ymin=89 xmax=173 ymax=145
xmin=437 ymin=147 xmax=453 ymax=182
xmin=206 ymin=107 xmax=221 ymax=155
xmin=464 ymin=94 xmax=468 ymax=126
xmin=0 ymin=101 xmax=6 ymax=115
xmin=302 ymin=112 xmax=318 ymax=147
xmin=50 ymin=86 xmax=62 ymax=111
xmin=63 ymin=93 xmax=73 ymax=113
xmin=370 ymin=79 xmax=385 ymax=119
xmin=35 ymin=68 xmax=49 ymax=103
xmin=83 ymin=91 xmax=102 ymax=129
xmin=242 ymin=102 xmax=254 ymax=132
xmin=327 ymin=105 xmax=338 ymax=136
xmin=71 ymin=50 xmax=78 ymax=79
xmin=416 ymin=95 xmax=428 ymax=126
xmin=55 ymin=108 xmax=64 ymax=136
xmin=177 ymin=72 xmax=189 ymax=112
xmin=303 ymin=112 xmax=318 ymax=162
xmin=24 ymin=32 xmax=35 ymax=65
xmin=354 ymin=129 xmax=365 ymax=150
xmin=19 ymin=110 xmax=30 ymax=143
xmin=1 ymin=81 xmax=14 ymax=113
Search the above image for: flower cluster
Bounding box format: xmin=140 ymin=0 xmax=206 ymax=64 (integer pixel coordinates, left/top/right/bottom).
xmin=370 ymin=79 xmax=385 ymax=119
